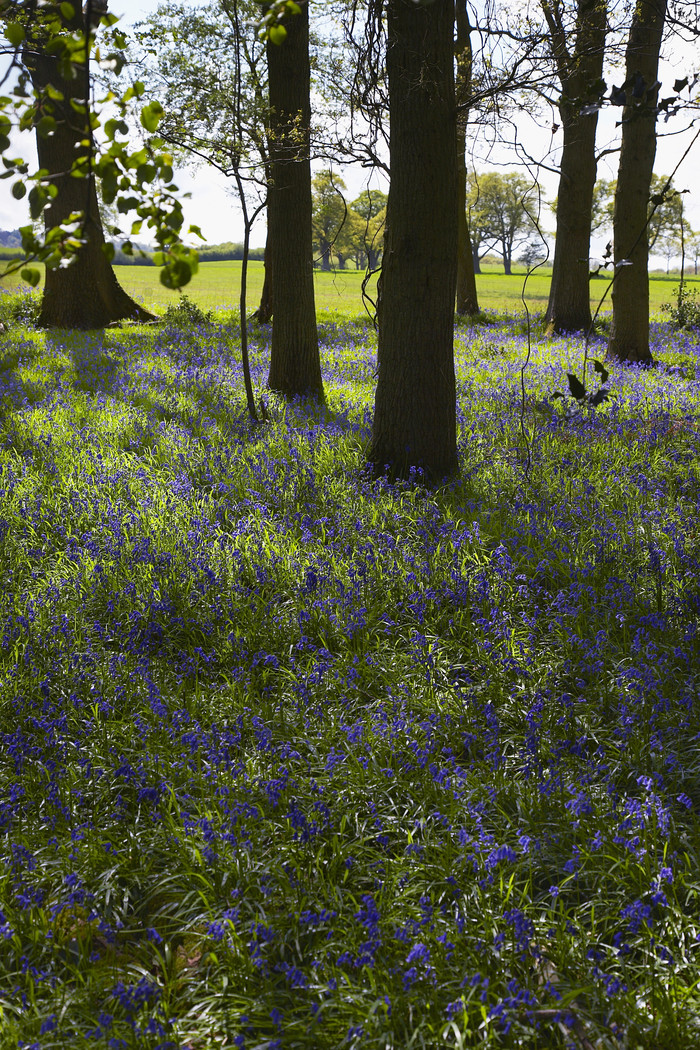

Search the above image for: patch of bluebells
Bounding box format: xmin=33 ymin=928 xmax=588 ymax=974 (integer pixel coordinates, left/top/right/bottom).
xmin=2 ymin=317 xmax=700 ymax=1044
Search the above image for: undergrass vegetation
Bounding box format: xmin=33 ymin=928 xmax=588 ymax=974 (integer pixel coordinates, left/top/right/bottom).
xmin=2 ymin=298 xmax=700 ymax=1048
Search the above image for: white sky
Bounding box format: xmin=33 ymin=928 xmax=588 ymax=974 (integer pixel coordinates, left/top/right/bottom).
xmin=1 ymin=0 xmax=698 ymax=263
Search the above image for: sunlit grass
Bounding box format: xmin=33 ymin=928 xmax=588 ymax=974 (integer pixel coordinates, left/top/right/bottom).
xmin=2 ymin=300 xmax=700 ymax=1047
xmin=2 ymin=259 xmax=698 ymax=316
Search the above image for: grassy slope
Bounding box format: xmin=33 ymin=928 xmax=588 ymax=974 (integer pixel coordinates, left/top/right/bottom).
xmin=2 ymin=311 xmax=700 ymax=1047
xmin=2 ymin=258 xmax=697 ymax=316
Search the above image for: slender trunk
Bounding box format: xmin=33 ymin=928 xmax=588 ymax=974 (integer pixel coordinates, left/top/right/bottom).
xmin=456 ymin=127 xmax=479 ymax=314
xmin=608 ymin=0 xmax=667 ymax=364
xmin=472 ymin=249 xmax=481 ymax=275
xmin=367 ymin=0 xmax=458 ymax=482
xmin=265 ymin=1 xmax=323 ymax=400
xmin=545 ymin=0 xmax=606 ymax=334
xmin=23 ymin=5 xmax=153 ymax=329
xmin=455 ymin=0 xmax=479 ymax=316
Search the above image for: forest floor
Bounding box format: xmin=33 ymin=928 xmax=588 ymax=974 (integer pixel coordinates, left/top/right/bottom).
xmin=2 ymin=306 xmax=700 ymax=1047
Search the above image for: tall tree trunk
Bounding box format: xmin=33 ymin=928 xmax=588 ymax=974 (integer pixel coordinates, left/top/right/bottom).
xmin=367 ymin=0 xmax=458 ymax=482
xmin=23 ymin=4 xmax=153 ymax=329
xmin=265 ymin=1 xmax=324 ymax=400
xmin=544 ymin=0 xmax=607 ymax=334
xmin=455 ymin=0 xmax=479 ymax=316
xmin=608 ymin=0 xmax=667 ymax=364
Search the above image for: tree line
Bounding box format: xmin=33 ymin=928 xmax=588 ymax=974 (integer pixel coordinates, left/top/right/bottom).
xmin=1 ymin=0 xmax=698 ymax=480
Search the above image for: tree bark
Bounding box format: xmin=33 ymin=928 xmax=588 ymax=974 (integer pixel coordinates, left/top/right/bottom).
xmin=367 ymin=0 xmax=458 ymax=483
xmin=265 ymin=1 xmax=324 ymax=400
xmin=252 ymin=228 xmax=273 ymax=323
xmin=544 ymin=0 xmax=607 ymax=334
xmin=455 ymin=0 xmax=479 ymax=316
xmin=608 ymin=0 xmax=667 ymax=364
xmin=23 ymin=4 xmax=153 ymax=329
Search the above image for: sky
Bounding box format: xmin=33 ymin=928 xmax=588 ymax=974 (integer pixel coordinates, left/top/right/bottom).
xmin=1 ymin=0 xmax=698 ymax=265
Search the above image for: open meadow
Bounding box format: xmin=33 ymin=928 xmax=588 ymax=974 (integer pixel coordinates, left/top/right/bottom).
xmin=1 ymin=260 xmax=698 ymax=318
xmin=2 ymin=289 xmax=700 ymax=1047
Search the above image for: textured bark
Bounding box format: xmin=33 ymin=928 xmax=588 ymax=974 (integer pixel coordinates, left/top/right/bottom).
xmin=23 ymin=4 xmax=153 ymax=329
xmin=367 ymin=0 xmax=458 ymax=482
xmin=544 ymin=0 xmax=606 ymax=334
xmin=265 ymin=1 xmax=323 ymax=400
xmin=253 ymin=230 xmax=273 ymax=323
xmin=455 ymin=0 xmax=479 ymax=316
xmin=608 ymin=0 xmax=667 ymax=364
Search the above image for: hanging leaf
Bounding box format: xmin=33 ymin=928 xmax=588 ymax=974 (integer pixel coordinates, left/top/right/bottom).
xmin=20 ymin=268 xmax=41 ymax=287
xmin=589 ymin=388 xmax=610 ymax=407
xmin=268 ymin=24 xmax=287 ymax=45
xmin=140 ymin=100 xmax=164 ymax=133
xmin=4 ymin=23 xmax=25 ymax=46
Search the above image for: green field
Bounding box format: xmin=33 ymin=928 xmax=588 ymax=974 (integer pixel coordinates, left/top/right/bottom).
xmin=2 ymin=257 xmax=697 ymax=318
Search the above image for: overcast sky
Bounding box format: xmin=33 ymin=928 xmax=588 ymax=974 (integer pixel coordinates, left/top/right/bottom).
xmin=0 ymin=1 xmax=698 ymax=263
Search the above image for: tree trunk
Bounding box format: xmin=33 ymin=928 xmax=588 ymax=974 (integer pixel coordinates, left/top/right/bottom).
xmin=253 ymin=228 xmax=273 ymax=323
xmin=455 ymin=0 xmax=479 ymax=316
xmin=23 ymin=5 xmax=153 ymax=329
xmin=472 ymin=249 xmax=481 ymax=275
xmin=367 ymin=0 xmax=458 ymax=483
xmin=265 ymin=1 xmax=324 ymax=400
xmin=545 ymin=0 xmax=606 ymax=334
xmin=503 ymin=254 xmax=512 ymax=276
xmin=456 ymin=127 xmax=479 ymax=315
xmin=608 ymin=0 xmax=667 ymax=364
xmin=319 ymin=237 xmax=332 ymax=270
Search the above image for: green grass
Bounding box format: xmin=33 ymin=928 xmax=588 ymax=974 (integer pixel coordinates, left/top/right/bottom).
xmin=2 ymin=258 xmax=698 ymax=317
xmin=2 ymin=299 xmax=700 ymax=1047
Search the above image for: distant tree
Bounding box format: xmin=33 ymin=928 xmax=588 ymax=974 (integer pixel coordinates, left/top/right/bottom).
xmin=593 ymin=175 xmax=687 ymax=258
xmin=266 ymin=0 xmax=324 ymax=400
xmin=311 ymin=169 xmax=347 ymax=270
xmin=130 ymin=1 xmax=272 ymax=321
xmin=542 ymin=0 xmax=607 ymax=334
xmin=351 ymin=189 xmax=387 ymax=270
xmin=608 ymin=0 xmax=668 ymax=364
xmin=688 ymin=231 xmax=700 ymax=276
xmin=367 ymin=0 xmax=458 ymax=481
xmin=467 ymin=171 xmax=538 ymax=275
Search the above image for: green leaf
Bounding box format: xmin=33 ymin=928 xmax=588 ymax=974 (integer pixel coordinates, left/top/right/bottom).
xmin=20 ymin=267 xmax=41 ymax=287
xmin=160 ymin=258 xmax=193 ymax=290
xmin=140 ymin=100 xmax=164 ymax=133
xmin=11 ymin=180 xmax=26 ymax=200
xmin=60 ymin=2 xmax=75 ymax=18
xmin=268 ymin=24 xmax=287 ymax=44
xmin=36 ymin=115 xmax=57 ymax=138
xmin=5 ymin=22 xmax=25 ymax=46
xmin=102 ymin=242 xmax=115 ymax=262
